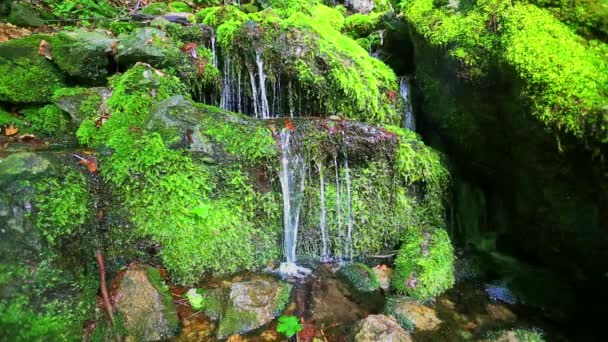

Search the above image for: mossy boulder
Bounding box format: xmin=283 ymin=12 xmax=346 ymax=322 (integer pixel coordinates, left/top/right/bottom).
xmin=391 ymin=229 xmax=455 ymax=300
xmin=141 ymin=3 xmax=170 ymax=15
xmin=115 ymin=28 xmax=176 ymax=67
xmin=338 ymin=263 xmax=380 ymax=293
xmin=0 ymin=152 xmax=56 ymax=187
xmin=479 ymin=328 xmax=545 ymax=342
xmin=114 ymin=264 xmax=179 ymax=341
xmin=51 ymin=30 xmax=116 ymax=82
xmin=216 ymin=276 xmax=292 ymax=338
xmin=384 ymin=297 xmax=442 ymax=331
xmin=0 ymin=34 xmax=67 ymax=103
xmin=8 ymin=2 xmax=44 ymax=27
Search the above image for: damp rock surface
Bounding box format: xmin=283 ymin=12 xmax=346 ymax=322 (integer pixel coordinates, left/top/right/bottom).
xmin=352 ymin=314 xmax=412 ymax=342
xmin=386 ymin=297 xmax=442 ymax=331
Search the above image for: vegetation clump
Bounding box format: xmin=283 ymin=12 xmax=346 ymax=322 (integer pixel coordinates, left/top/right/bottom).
xmin=338 ymin=263 xmax=380 ymax=292
xmin=391 ymin=228 xmax=455 ymax=300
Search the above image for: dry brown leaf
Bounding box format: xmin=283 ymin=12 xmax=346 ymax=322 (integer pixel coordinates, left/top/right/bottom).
xmin=196 ymin=59 xmax=207 ymax=76
xmin=38 ymin=39 xmax=52 ymax=60
xmin=79 ymin=158 xmax=98 ymax=173
xmin=4 ymin=124 xmax=18 ymax=136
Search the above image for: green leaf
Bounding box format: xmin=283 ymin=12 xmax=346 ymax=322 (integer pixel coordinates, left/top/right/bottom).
xmin=276 ymin=315 xmax=302 ymax=338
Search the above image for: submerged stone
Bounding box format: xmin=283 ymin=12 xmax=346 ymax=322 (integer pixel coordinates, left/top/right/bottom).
xmin=114 ymin=263 xmax=179 ymax=341
xmin=352 ymin=314 xmax=412 ymax=342
xmin=217 ymin=276 xmax=292 ymax=338
xmin=51 ymin=30 xmax=115 ymax=82
xmin=385 ymin=297 xmax=442 ymax=331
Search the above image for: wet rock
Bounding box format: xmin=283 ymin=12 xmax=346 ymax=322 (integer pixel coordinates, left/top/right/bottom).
xmin=385 ymin=297 xmax=442 ymax=331
xmin=114 ymin=263 xmax=179 ymax=341
xmin=52 ymin=87 xmax=111 ymax=125
xmin=345 ymin=0 xmax=375 ymax=14
xmin=0 ymin=152 xmax=55 ymax=187
xmin=339 ymin=263 xmax=380 ymax=292
xmin=115 ymin=28 xmax=174 ymax=67
xmin=478 ymin=328 xmax=545 ymax=342
xmin=372 ymin=264 xmax=392 ymax=291
xmin=51 ymin=30 xmax=115 ymax=82
xmin=8 ymin=2 xmax=44 ymax=27
xmin=486 ymin=303 xmax=516 ymax=322
xmin=216 ymin=276 xmax=292 ymax=338
xmin=352 ymin=315 xmax=412 ymax=342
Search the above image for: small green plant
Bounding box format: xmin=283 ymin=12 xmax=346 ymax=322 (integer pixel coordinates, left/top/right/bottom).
xmin=276 ymin=315 xmax=302 ymax=338
xmin=185 ymin=288 xmax=207 ymax=310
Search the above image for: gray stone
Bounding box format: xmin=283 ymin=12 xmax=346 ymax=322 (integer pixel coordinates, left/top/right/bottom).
xmin=115 ymin=28 xmax=173 ymax=67
xmin=352 ymin=315 xmax=412 ymax=342
xmin=8 ymin=2 xmax=44 ymax=27
xmin=53 ymin=87 xmax=111 ymax=125
xmin=115 ymin=264 xmax=179 ymax=341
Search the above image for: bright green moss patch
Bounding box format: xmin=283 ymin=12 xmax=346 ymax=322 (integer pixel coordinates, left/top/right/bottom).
xmin=217 ymin=307 xmax=258 ymax=338
xmin=34 ymin=171 xmax=90 ymax=245
xmin=145 ymin=267 xmax=180 ymax=333
xmin=21 ymin=105 xmax=71 ymax=137
xmin=0 ymin=35 xmax=66 ymax=103
xmin=401 ymin=0 xmax=608 ymax=143
xmin=392 ymin=228 xmax=455 ymax=300
xmin=77 ymin=65 xmax=281 ymax=284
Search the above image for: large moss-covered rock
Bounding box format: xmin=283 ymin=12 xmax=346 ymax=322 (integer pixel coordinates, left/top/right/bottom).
xmin=8 ymin=2 xmax=44 ymax=27
xmin=0 ymin=34 xmax=66 ymax=103
xmin=115 ymin=28 xmax=176 ymax=67
xmin=384 ymin=297 xmax=442 ymax=331
xmin=51 ymin=30 xmax=115 ymax=82
xmin=114 ymin=264 xmax=179 ymax=341
xmin=52 ymin=87 xmax=110 ymax=125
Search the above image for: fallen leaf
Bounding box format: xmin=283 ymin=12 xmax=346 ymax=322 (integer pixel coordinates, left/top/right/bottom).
xmin=79 ymin=158 xmax=98 ymax=173
xmin=38 ymin=39 xmax=52 ymax=60
xmin=285 ymin=120 xmax=295 ymax=131
xmin=4 ymin=124 xmax=18 ymax=136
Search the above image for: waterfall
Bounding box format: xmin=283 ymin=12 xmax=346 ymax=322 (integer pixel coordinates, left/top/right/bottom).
xmin=334 ymin=154 xmax=343 ymax=259
xmin=220 ymin=55 xmax=232 ymax=111
xmin=256 ymin=52 xmax=270 ymax=118
xmin=278 ymin=128 xmax=310 ymax=277
xmin=399 ymin=77 xmax=416 ymax=131
xmin=211 ymin=32 xmax=217 ymax=68
xmin=248 ymin=69 xmax=259 ymax=118
xmin=344 ymin=157 xmax=354 ymax=261
xmin=317 ymin=161 xmax=329 ymax=261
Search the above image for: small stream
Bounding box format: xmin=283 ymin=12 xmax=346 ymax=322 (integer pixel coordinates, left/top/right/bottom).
xmin=168 ymin=263 xmax=566 ymax=342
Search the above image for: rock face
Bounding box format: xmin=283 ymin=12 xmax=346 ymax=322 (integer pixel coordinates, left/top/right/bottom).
xmin=52 ymin=87 xmax=110 ymax=125
xmin=385 ymin=297 xmax=442 ymax=331
xmin=352 ymin=315 xmax=412 ymax=342
xmin=216 ymin=276 xmax=292 ymax=339
xmin=114 ymin=264 xmax=179 ymax=341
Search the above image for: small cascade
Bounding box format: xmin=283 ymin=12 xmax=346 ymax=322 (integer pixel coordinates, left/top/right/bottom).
xmin=220 ymin=55 xmax=231 ymax=111
xmin=400 ymin=77 xmax=416 ymax=131
xmin=255 ymin=52 xmax=270 ymax=118
xmin=248 ymin=69 xmax=259 ymax=118
xmin=211 ymin=32 xmax=218 ymax=68
xmin=343 ymin=156 xmax=354 ymax=262
xmin=278 ymin=128 xmax=310 ymax=277
xmin=334 ymin=154 xmax=343 ymax=259
xmin=317 ymin=160 xmax=329 ymax=261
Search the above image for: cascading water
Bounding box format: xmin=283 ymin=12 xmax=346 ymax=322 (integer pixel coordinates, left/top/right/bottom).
xmin=400 ymin=77 xmax=416 ymax=131
xmin=317 ymin=161 xmax=329 ymax=261
xmin=278 ymin=128 xmax=311 ymax=277
xmin=248 ymin=69 xmax=259 ymax=118
xmin=344 ymin=156 xmax=354 ymax=261
xmin=211 ymin=32 xmax=218 ymax=68
xmin=256 ymin=51 xmax=270 ymax=118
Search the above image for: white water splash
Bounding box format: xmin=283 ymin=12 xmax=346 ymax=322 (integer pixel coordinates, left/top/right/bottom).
xmin=317 ymin=161 xmax=329 ymax=261
xmin=399 ymin=77 xmax=416 ymax=131
xmin=256 ymin=52 xmax=270 ymax=118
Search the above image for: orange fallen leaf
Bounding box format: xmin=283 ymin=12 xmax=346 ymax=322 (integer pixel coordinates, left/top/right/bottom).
xmin=285 ymin=120 xmax=295 ymax=131
xmin=4 ymin=124 xmax=18 ymax=136
xmin=196 ymin=59 xmax=207 ymax=76
xmin=79 ymin=158 xmax=98 ymax=173
xmin=38 ymin=39 xmax=52 ymax=60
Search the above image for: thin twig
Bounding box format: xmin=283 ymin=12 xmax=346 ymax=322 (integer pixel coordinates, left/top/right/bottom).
xmin=95 ymin=251 xmax=114 ymax=324
xmin=184 ymin=310 xmax=203 ymax=320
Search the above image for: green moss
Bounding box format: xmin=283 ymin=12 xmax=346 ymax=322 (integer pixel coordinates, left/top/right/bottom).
xmin=197 ymin=4 xmax=400 ymax=124
xmin=109 ymin=21 xmax=138 ymax=35
xmin=401 ymin=0 xmax=608 ymax=143
xmin=391 ymin=228 xmax=455 ymax=300
xmin=273 ymin=283 xmax=293 ymax=315
xmin=217 ymin=307 xmax=258 ymax=337
xmin=77 ymin=65 xmax=281 ymax=284
xmin=338 ymin=263 xmax=380 ymax=292
xmin=343 ymin=12 xmax=384 ymax=38
xmin=34 ymin=171 xmax=90 ymax=245
xmin=199 ymin=104 xmax=277 ymax=163
xmin=384 ymin=297 xmax=416 ymax=332
xmin=169 ymin=1 xmax=193 ymax=13
xmin=0 ymin=35 xmax=66 ymax=103
xmin=50 ymin=30 xmax=114 ymax=82
xmin=142 ymin=3 xmax=169 ymax=15
xmin=21 ymin=105 xmax=71 ymax=137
